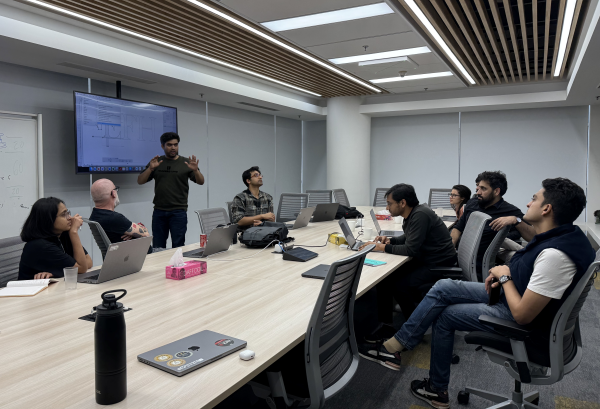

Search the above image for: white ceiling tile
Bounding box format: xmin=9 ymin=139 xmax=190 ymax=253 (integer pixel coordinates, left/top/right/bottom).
xmin=278 ymin=14 xmax=413 ymax=48
xmin=384 ymin=82 xmax=466 ymax=93
xmin=219 ymin=0 xmax=381 ymax=23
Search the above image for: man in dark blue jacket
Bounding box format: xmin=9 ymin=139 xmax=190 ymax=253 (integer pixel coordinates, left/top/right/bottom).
xmin=362 ymin=178 xmax=594 ymax=409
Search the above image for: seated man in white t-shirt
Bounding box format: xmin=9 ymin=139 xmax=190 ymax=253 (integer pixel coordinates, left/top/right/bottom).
xmin=359 ymin=178 xmax=595 ymax=409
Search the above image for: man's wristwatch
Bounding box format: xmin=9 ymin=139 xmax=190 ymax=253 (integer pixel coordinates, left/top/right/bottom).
xmin=499 ymin=275 xmax=512 ymax=285
xmin=515 ymin=217 xmax=522 ymax=226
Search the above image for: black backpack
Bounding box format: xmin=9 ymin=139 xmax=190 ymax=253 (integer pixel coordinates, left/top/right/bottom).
xmin=239 ymin=221 xmax=291 ymax=248
xmin=335 ymin=205 xmax=364 ymax=220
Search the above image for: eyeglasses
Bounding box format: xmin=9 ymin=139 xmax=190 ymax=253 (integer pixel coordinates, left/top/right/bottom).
xmin=448 ymin=193 xmax=460 ymax=198
xmin=250 ymin=174 xmax=262 ymax=178
xmin=60 ymin=209 xmax=72 ymax=219
xmin=113 ymin=186 xmax=120 ymax=192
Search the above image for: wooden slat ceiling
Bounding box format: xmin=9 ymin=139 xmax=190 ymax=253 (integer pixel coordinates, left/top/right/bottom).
xmin=19 ymin=0 xmax=388 ymax=97
xmin=398 ymin=0 xmax=590 ymax=85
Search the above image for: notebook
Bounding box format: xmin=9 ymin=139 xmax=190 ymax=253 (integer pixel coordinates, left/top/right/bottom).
xmin=0 ymin=279 xmax=59 ymax=297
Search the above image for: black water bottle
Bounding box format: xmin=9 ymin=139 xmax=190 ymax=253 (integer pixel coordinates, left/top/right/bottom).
xmin=95 ymin=289 xmax=127 ymax=405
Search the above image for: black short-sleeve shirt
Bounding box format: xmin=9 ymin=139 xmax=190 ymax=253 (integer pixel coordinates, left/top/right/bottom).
xmin=89 ymin=208 xmax=133 ymax=244
xmin=18 ymin=235 xmax=88 ymax=280
xmin=142 ymin=156 xmax=196 ymax=211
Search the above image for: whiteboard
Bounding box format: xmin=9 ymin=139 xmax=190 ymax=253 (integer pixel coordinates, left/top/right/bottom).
xmin=0 ymin=114 xmax=43 ymax=239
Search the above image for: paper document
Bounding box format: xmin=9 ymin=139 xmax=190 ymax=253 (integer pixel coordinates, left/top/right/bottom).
xmin=0 ymin=279 xmax=58 ymax=297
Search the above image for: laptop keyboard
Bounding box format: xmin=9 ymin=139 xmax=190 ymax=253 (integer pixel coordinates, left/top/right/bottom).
xmin=86 ymin=274 xmax=100 ymax=281
xmin=182 ymin=249 xmax=205 ymax=258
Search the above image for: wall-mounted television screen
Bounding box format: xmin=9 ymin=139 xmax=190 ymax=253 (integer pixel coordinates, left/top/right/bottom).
xmin=74 ymin=91 xmax=177 ymax=174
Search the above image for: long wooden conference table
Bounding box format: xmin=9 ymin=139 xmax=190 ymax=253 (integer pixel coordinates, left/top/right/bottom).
xmin=0 ymin=206 xmax=452 ymax=408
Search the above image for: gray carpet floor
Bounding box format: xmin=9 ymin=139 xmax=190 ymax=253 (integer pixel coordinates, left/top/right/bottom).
xmin=325 ymin=277 xmax=600 ymax=409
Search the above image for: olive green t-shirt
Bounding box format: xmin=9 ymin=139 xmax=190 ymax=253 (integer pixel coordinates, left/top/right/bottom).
xmin=144 ymin=156 xmax=196 ymax=211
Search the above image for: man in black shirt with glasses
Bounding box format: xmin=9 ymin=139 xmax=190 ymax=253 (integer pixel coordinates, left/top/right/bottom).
xmin=451 ymin=171 xmax=524 ymax=281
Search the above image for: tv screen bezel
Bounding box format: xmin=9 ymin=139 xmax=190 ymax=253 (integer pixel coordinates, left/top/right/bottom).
xmin=73 ymin=91 xmax=178 ymax=175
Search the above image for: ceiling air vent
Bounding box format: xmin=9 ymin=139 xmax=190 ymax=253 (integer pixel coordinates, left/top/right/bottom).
xmin=57 ymin=62 xmax=157 ymax=84
xmin=238 ymin=102 xmax=279 ymax=111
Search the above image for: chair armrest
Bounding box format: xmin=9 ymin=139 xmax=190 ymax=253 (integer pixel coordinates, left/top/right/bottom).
xmin=478 ymin=315 xmax=532 ymax=340
xmin=430 ymin=266 xmax=462 ymax=272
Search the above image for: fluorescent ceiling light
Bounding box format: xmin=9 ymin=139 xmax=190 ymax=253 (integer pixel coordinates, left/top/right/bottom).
xmin=358 ymin=56 xmax=418 ymax=66
xmin=185 ymin=0 xmax=382 ymax=93
xmin=330 ymin=47 xmax=430 ymax=65
xmin=261 ymin=3 xmax=393 ymax=32
xmin=554 ymin=0 xmax=577 ymax=76
xmin=370 ymin=71 xmax=453 ymax=83
xmin=404 ymin=0 xmax=475 ymax=85
xmin=23 ymin=0 xmax=322 ymax=97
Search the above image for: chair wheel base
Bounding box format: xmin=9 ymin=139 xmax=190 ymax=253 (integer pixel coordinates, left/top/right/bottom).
xmin=457 ymin=390 xmax=470 ymax=405
xmin=451 ymin=354 xmax=460 ymax=364
xmin=531 ymin=397 xmax=539 ymax=406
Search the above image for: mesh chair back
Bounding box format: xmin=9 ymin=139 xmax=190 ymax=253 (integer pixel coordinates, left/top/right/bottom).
xmin=428 ymin=188 xmax=453 ymax=210
xmin=0 ymin=236 xmax=25 ymax=287
xmin=480 ymin=226 xmax=510 ymax=282
xmin=276 ymin=193 xmax=309 ymax=223
xmin=456 ymin=211 xmax=491 ymax=281
xmin=83 ymin=219 xmax=112 ymax=260
xmin=332 ymin=189 xmax=350 ymax=208
xmin=307 ymin=190 xmax=332 ymax=207
xmin=372 ymin=188 xmax=389 ymax=207
xmin=195 ymin=208 xmax=229 ymax=236
xmin=226 ymin=201 xmax=233 ymax=223
xmin=303 ymin=245 xmax=374 ymax=408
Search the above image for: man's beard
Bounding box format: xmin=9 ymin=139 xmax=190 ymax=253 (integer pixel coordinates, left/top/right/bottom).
xmin=114 ymin=196 xmax=120 ymax=208
xmin=477 ymin=194 xmax=494 ymax=208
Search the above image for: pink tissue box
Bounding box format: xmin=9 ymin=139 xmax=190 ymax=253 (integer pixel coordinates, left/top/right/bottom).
xmin=166 ymin=260 xmax=207 ymax=280
xmin=375 ymin=215 xmax=392 ymax=221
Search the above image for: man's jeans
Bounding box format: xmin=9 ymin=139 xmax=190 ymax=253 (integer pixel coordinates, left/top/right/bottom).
xmin=152 ymin=209 xmax=188 ymax=248
xmin=394 ymin=279 xmax=515 ymax=391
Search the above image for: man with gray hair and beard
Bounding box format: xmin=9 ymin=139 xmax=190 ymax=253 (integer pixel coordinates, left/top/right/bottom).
xmin=89 ymin=179 xmax=152 ymax=252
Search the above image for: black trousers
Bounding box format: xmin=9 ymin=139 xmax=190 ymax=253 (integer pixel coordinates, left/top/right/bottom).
xmin=376 ymin=255 xmax=457 ymax=323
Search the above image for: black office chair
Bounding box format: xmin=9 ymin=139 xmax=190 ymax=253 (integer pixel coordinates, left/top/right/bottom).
xmin=276 ymin=193 xmax=309 ymax=223
xmin=257 ymin=245 xmax=375 ymax=408
xmin=306 ymin=190 xmax=332 ymax=207
xmin=195 ymin=208 xmax=230 ymax=236
xmin=332 ymin=189 xmax=350 ymax=208
xmin=226 ymin=201 xmax=233 ymax=223
xmin=0 ymin=236 xmax=25 ymax=287
xmin=428 ymin=188 xmax=453 ymax=210
xmin=461 ymin=250 xmax=600 ymax=408
xmin=372 ymin=188 xmax=389 ymax=207
xmin=83 ymin=219 xmax=112 ymax=260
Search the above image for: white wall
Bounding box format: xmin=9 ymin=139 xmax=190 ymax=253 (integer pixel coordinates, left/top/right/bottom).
xmin=0 ymin=61 xmax=302 ymax=264
xmin=371 ymin=113 xmax=460 ymax=205
xmin=460 ymin=107 xmax=589 ymax=221
xmin=302 ymin=120 xmax=327 ymax=192
xmin=588 ymin=105 xmax=600 ymax=222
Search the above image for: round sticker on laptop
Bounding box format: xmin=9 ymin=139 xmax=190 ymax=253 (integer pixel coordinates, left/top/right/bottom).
xmin=154 ymin=354 xmax=173 ymax=362
xmin=215 ymin=339 xmax=234 ymax=347
xmin=175 ymin=351 xmax=193 ymax=358
xmin=167 ymin=359 xmax=186 ymax=367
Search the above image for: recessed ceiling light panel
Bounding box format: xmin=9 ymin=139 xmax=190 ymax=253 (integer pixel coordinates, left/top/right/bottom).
xmin=370 ymin=71 xmax=453 ymax=83
xmin=330 ymin=47 xmax=430 ymax=65
xmin=261 ymin=3 xmax=394 ymax=32
xmin=554 ymin=0 xmax=577 ymax=76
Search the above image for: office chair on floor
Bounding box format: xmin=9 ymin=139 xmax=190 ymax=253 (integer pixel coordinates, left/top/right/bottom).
xmin=306 ymin=190 xmax=332 ymax=208
xmin=461 ymin=250 xmax=600 ymax=408
xmin=195 ymin=208 xmax=230 ymax=236
xmin=0 ymin=236 xmax=25 ymax=287
xmin=276 ymin=193 xmax=309 ymax=223
xmin=372 ymin=188 xmax=389 ymax=207
xmin=332 ymin=189 xmax=350 ymax=208
xmin=83 ymin=219 xmax=112 ymax=260
xmin=256 ymin=245 xmax=375 ymax=409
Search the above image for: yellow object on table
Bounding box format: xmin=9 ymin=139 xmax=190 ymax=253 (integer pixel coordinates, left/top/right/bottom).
xmin=328 ymin=233 xmax=347 ymax=246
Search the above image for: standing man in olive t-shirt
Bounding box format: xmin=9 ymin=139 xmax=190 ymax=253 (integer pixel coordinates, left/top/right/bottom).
xmin=138 ymin=132 xmax=204 ymax=248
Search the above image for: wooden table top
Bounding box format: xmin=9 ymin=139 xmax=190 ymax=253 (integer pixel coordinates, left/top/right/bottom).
xmin=0 ymin=206 xmax=447 ymax=409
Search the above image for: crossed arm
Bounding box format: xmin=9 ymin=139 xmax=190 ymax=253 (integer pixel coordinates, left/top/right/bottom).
xmin=121 ymin=222 xmax=151 ymax=241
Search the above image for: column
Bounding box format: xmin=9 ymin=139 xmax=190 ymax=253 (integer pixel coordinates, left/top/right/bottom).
xmin=327 ymin=96 xmax=371 ymax=206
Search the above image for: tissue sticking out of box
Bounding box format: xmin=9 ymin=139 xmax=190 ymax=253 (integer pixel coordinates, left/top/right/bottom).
xmin=169 ymin=248 xmax=185 ymax=267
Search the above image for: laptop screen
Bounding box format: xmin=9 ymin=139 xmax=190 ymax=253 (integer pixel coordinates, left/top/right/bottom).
xmin=338 ymin=218 xmax=356 ymax=247
xmin=370 ymin=209 xmax=381 ymax=234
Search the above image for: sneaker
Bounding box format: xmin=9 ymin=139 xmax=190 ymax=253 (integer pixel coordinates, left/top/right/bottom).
xmin=364 ymin=323 xmax=397 ymax=343
xmin=358 ymin=342 xmax=402 ymax=371
xmin=410 ymin=378 xmax=450 ymax=409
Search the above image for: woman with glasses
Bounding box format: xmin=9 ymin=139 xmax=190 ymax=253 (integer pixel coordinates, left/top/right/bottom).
xmin=449 ymin=184 xmax=471 ymax=221
xmin=18 ymin=197 xmax=92 ymax=280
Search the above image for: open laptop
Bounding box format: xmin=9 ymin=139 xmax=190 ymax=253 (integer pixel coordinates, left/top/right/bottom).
xmin=284 ymin=206 xmax=315 ymax=230
xmin=311 ymin=203 xmax=339 ymax=222
xmin=183 ymin=224 xmax=237 ymax=258
xmin=137 ymin=330 xmax=247 ymax=377
xmin=338 ymin=217 xmax=366 ymax=251
xmin=370 ymin=209 xmax=404 ymax=237
xmin=78 ymin=236 xmax=153 ymax=284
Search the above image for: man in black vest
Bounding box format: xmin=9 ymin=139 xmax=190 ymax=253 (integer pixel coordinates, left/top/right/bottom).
xmin=362 ymin=178 xmax=594 ymax=409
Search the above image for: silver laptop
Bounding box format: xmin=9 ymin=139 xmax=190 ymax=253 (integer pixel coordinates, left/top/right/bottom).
xmin=78 ymin=236 xmax=153 ymax=284
xmin=370 ymin=209 xmax=404 ymax=237
xmin=137 ymin=330 xmax=247 ymax=377
xmin=338 ymin=217 xmax=366 ymax=251
xmin=285 ymin=206 xmax=316 ymax=230
xmin=311 ymin=203 xmax=339 ymax=222
xmin=182 ymin=224 xmax=237 ymax=258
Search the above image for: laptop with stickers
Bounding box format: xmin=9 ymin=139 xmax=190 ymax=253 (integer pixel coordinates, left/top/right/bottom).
xmin=137 ymin=330 xmax=247 ymax=376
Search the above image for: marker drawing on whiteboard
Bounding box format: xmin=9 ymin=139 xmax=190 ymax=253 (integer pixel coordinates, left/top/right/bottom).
xmin=20 ymin=204 xmax=30 ymax=209
xmin=0 ymin=133 xmax=6 ymax=149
